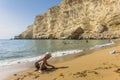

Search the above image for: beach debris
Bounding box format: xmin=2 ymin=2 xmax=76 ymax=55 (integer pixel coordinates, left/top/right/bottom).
xmin=109 ymin=50 xmax=116 ymax=54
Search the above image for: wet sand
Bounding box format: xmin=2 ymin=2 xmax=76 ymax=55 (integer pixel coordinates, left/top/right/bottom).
xmin=0 ymin=62 xmax=32 ymax=80
xmin=6 ymin=39 xmax=120 ymax=80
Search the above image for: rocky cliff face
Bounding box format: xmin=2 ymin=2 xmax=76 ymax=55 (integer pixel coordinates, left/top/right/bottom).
xmin=16 ymin=0 xmax=120 ymax=39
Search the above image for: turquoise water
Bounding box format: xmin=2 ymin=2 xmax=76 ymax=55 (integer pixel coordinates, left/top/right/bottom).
xmin=0 ymin=39 xmax=111 ymax=66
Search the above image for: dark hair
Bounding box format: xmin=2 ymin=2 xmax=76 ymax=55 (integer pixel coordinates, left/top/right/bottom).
xmin=34 ymin=62 xmax=39 ymax=70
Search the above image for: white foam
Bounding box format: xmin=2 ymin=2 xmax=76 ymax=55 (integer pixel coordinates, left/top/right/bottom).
xmin=90 ymin=40 xmax=114 ymax=50
xmin=51 ymin=49 xmax=83 ymax=58
xmin=0 ymin=49 xmax=83 ymax=67
xmin=0 ymin=40 xmax=114 ymax=67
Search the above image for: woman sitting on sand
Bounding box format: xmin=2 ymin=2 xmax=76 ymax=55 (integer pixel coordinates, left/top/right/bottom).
xmin=35 ymin=52 xmax=55 ymax=72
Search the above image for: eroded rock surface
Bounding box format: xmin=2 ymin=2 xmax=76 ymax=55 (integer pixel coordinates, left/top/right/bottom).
xmin=15 ymin=0 xmax=120 ymax=39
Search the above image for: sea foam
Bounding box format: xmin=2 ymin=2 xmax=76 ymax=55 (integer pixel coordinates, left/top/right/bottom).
xmin=0 ymin=49 xmax=83 ymax=67
xmin=0 ymin=40 xmax=114 ymax=67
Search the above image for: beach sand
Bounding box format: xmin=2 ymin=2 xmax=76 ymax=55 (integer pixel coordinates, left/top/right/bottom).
xmin=6 ymin=40 xmax=120 ymax=80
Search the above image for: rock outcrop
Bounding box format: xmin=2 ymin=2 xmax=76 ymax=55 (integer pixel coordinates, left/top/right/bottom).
xmin=15 ymin=0 xmax=120 ymax=39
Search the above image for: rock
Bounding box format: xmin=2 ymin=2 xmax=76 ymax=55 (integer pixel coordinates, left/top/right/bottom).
xmin=94 ymin=23 xmax=107 ymax=33
xmin=15 ymin=25 xmax=33 ymax=39
xmin=60 ymin=26 xmax=84 ymax=39
xmin=15 ymin=0 xmax=120 ymax=39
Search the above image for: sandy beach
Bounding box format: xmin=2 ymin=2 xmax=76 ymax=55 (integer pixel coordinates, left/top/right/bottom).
xmin=6 ymin=40 xmax=120 ymax=80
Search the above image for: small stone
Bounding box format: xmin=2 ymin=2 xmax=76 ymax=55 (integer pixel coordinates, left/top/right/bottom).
xmin=14 ymin=74 xmax=17 ymax=76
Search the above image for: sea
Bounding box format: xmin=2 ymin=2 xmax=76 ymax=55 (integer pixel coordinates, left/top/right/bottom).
xmin=0 ymin=39 xmax=114 ymax=67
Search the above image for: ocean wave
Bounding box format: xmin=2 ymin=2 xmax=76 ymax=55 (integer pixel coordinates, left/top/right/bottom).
xmin=52 ymin=50 xmax=83 ymax=58
xmin=0 ymin=40 xmax=114 ymax=67
xmin=0 ymin=49 xmax=83 ymax=67
xmin=90 ymin=40 xmax=114 ymax=50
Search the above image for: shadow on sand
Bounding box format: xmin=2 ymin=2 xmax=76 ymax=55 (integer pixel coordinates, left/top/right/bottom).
xmin=35 ymin=66 xmax=69 ymax=73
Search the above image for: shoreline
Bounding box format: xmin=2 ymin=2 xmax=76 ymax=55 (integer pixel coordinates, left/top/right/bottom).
xmin=0 ymin=39 xmax=112 ymax=67
xmin=5 ymin=39 xmax=120 ymax=80
xmin=0 ymin=63 xmax=30 ymax=80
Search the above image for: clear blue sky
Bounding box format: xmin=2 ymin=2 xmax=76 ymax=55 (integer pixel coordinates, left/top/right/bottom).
xmin=0 ymin=0 xmax=62 ymax=39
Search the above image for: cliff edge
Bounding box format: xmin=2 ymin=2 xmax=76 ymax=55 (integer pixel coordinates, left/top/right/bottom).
xmin=15 ymin=0 xmax=120 ymax=39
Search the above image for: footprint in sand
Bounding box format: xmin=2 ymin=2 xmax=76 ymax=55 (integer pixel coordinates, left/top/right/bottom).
xmin=111 ymin=64 xmax=120 ymax=68
xmin=87 ymin=70 xmax=99 ymax=75
xmin=94 ymin=66 xmax=112 ymax=70
xmin=114 ymin=68 xmax=120 ymax=73
xmin=53 ymin=78 xmax=57 ymax=80
xmin=73 ymin=70 xmax=99 ymax=78
xmin=16 ymin=77 xmax=24 ymax=80
xmin=73 ymin=71 xmax=87 ymax=77
xmin=34 ymin=75 xmax=40 ymax=79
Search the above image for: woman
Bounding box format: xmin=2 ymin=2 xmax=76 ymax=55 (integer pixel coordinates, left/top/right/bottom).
xmin=35 ymin=52 xmax=55 ymax=72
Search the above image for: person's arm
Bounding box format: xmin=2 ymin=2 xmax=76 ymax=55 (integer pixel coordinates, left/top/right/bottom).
xmin=39 ymin=61 xmax=45 ymax=70
xmin=45 ymin=61 xmax=55 ymax=69
xmin=37 ymin=57 xmax=44 ymax=62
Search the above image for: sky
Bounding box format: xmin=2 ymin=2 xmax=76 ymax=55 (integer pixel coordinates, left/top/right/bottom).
xmin=0 ymin=0 xmax=62 ymax=39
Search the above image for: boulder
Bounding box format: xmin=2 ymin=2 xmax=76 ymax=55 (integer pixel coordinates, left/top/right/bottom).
xmin=60 ymin=26 xmax=84 ymax=39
